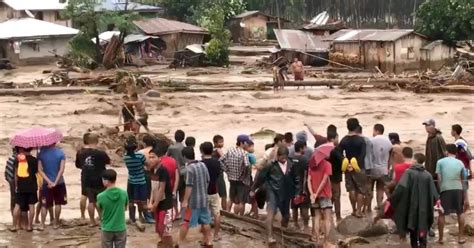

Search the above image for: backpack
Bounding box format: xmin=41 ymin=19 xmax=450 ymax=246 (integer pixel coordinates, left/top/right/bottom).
xmin=17 ymin=154 xmax=29 ymax=178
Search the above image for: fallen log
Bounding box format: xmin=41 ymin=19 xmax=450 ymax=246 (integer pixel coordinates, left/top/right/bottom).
xmin=0 ymin=87 xmax=111 ymax=97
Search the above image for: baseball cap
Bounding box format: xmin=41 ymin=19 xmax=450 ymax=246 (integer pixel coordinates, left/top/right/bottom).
xmin=422 ymin=118 xmax=436 ymax=127
xmin=237 ymin=134 xmax=252 ymax=144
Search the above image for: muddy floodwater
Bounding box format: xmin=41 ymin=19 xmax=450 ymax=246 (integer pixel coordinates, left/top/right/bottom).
xmin=0 ymin=88 xmax=473 ymax=247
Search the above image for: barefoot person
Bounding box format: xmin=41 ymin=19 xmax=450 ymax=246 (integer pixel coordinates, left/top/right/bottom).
xmin=179 ymin=147 xmax=212 ymax=247
xmin=289 ymin=141 xmax=310 ymax=232
xmin=200 ymin=142 xmax=222 ymax=241
xmin=123 ymin=136 xmax=148 ymax=226
xmin=148 ymin=145 xmax=175 ymax=248
xmin=75 ymin=133 xmax=111 ymax=227
xmin=251 ymin=146 xmax=299 ymax=244
xmin=38 ymin=143 xmax=67 ymax=230
xmin=368 ymin=124 xmax=392 ymax=210
xmin=291 ymin=57 xmax=304 ymax=89
xmin=327 ymin=127 xmax=343 ymax=221
xmin=97 ymin=169 xmax=128 ymax=248
xmin=308 ymin=140 xmax=334 ymax=247
xmin=212 ymin=135 xmax=227 ymax=211
xmin=389 ymin=153 xmax=438 ymax=248
xmin=10 ymin=147 xmax=38 ymax=232
xmin=339 ymin=118 xmax=367 ymax=218
xmin=436 ymin=144 xmax=467 ymax=245
xmin=220 ymin=135 xmax=251 ymax=214
xmin=119 ymin=95 xmax=137 ymax=133
xmin=126 ymin=93 xmax=149 ymax=133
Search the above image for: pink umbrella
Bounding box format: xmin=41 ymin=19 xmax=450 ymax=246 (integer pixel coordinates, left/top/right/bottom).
xmin=10 ymin=127 xmax=63 ymax=148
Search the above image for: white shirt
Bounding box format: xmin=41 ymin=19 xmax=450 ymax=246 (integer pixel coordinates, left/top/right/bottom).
xmin=370 ymin=135 xmax=393 ymax=176
xmin=278 ymin=161 xmax=288 ymax=174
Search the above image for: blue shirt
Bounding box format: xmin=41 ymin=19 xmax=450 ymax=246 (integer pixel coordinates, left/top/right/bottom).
xmin=435 ymin=156 xmax=465 ymax=192
xmin=123 ymin=152 xmax=146 ymax=185
xmin=38 ymin=147 xmax=66 ymax=185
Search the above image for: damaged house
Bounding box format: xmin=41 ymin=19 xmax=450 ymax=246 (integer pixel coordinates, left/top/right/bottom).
xmin=0 ymin=18 xmax=78 ymax=65
xmin=273 ymin=29 xmax=330 ymax=66
xmin=324 ymin=29 xmax=455 ymax=73
xmin=134 ymin=18 xmax=208 ymax=58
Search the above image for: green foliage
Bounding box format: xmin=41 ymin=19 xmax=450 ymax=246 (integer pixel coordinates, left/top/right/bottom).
xmin=64 ymin=0 xmax=142 ymax=64
xmin=196 ymin=4 xmax=233 ymax=66
xmin=416 ymin=0 xmax=473 ymax=43
xmin=67 ymin=34 xmax=98 ymax=68
xmin=205 ymin=38 xmax=230 ymax=66
xmin=194 ymin=0 xmax=246 ymax=24
xmin=160 ymin=0 xmax=197 ymax=22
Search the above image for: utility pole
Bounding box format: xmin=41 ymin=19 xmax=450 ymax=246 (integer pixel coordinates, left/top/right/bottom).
xmin=275 ymin=0 xmax=281 ymax=29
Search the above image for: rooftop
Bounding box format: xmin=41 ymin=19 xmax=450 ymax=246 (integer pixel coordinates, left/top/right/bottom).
xmin=2 ymin=0 xmax=67 ymax=11
xmin=324 ymin=29 xmax=423 ymax=42
xmin=274 ymin=29 xmax=329 ymax=52
xmin=95 ymin=0 xmax=161 ymax=12
xmin=134 ymin=18 xmax=208 ymax=35
xmin=233 ymin=10 xmax=268 ymax=19
xmin=0 ymin=18 xmax=79 ymax=39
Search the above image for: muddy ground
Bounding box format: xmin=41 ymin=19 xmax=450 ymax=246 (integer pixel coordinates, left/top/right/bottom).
xmin=0 ymin=64 xmax=473 ymax=247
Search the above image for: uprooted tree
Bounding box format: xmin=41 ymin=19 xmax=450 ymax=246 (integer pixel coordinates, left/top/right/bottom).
xmin=63 ymin=0 xmax=140 ymax=68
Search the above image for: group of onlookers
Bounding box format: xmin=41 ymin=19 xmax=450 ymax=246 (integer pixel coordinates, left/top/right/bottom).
xmin=5 ymin=117 xmax=471 ymax=248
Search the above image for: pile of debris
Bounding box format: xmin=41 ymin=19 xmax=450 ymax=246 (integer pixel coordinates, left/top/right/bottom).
xmin=329 ymin=52 xmax=361 ymax=67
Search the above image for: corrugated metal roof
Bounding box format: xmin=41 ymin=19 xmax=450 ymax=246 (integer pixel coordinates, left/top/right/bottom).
xmin=95 ymin=0 xmax=162 ymax=12
xmin=421 ymin=40 xmax=445 ymax=50
xmin=274 ymin=29 xmax=329 ymax=52
xmin=303 ymin=21 xmax=345 ymax=31
xmin=3 ymin=0 xmax=67 ymax=10
xmin=233 ymin=10 xmax=266 ymax=19
xmin=324 ymin=29 xmax=417 ymax=42
xmin=186 ymin=44 xmax=205 ymax=54
xmin=309 ymin=11 xmax=329 ymax=26
xmin=124 ymin=34 xmax=158 ymax=44
xmin=134 ymin=18 xmax=208 ymax=35
xmin=0 ymin=18 xmax=78 ymax=39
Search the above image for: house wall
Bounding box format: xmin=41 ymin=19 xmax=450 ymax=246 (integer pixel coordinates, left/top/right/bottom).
xmin=393 ymin=34 xmax=426 ymax=73
xmin=362 ymin=41 xmax=395 ymax=72
xmin=1 ymin=37 xmax=72 ymax=65
xmin=242 ymin=15 xmax=268 ymax=41
xmin=0 ymin=4 xmax=71 ymax=26
xmin=160 ymin=33 xmax=205 ymax=58
xmin=420 ymin=44 xmax=455 ymax=71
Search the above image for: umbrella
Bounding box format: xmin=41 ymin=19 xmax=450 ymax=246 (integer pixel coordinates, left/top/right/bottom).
xmin=309 ymin=142 xmax=334 ymax=169
xmin=10 ymin=127 xmax=63 ymax=148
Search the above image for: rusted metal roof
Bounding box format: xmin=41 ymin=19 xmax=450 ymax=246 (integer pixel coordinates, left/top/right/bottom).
xmin=233 ymin=10 xmax=269 ymax=19
xmin=274 ymin=29 xmax=329 ymax=52
xmin=323 ymin=29 xmax=424 ymax=42
xmin=134 ymin=18 xmax=208 ymax=36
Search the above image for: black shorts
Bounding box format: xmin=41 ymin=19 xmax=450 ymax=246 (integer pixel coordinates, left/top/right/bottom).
xmin=178 ymin=175 xmax=186 ymax=202
xmin=85 ymin=187 xmax=105 ymax=203
xmin=145 ymin=170 xmax=152 ymax=199
xmin=127 ymin=183 xmax=148 ymax=203
xmin=345 ymin=171 xmax=368 ymax=195
xmin=217 ymin=174 xmax=227 ymax=198
xmin=440 ymin=190 xmax=464 ymax=215
xmin=81 ymin=179 xmax=86 ymax=197
xmin=16 ymin=192 xmax=38 ymax=212
xmin=229 ymin=180 xmax=247 ymax=204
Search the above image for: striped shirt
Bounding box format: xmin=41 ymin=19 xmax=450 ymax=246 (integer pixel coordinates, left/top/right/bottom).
xmin=220 ymin=146 xmax=249 ymax=182
xmin=123 ymin=152 xmax=146 ymax=185
xmin=4 ymin=153 xmax=16 ymax=184
xmin=186 ymin=161 xmax=210 ymax=209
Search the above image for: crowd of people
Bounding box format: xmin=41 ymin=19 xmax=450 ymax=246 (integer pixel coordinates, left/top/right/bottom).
xmin=4 ymin=117 xmax=472 ymax=248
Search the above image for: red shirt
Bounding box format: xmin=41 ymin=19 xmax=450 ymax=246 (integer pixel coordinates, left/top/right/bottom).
xmin=309 ymin=160 xmax=332 ymax=198
xmin=394 ymin=162 xmax=411 ymax=182
xmin=161 ymin=156 xmax=177 ymax=189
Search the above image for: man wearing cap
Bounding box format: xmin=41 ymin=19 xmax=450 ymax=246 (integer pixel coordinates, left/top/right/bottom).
xmin=289 ymin=131 xmax=314 ymax=161
xmin=423 ymin=119 xmax=447 ymax=179
xmin=220 ymin=135 xmax=251 ymax=215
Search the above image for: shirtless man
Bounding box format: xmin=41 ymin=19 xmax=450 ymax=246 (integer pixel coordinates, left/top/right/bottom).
xmin=126 ymin=93 xmax=149 ymax=133
xmin=291 ymin=57 xmax=304 ymax=89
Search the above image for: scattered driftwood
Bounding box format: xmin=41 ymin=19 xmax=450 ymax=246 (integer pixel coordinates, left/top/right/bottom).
xmin=220 ymin=211 xmax=315 ymax=248
xmin=337 ymin=236 xmax=370 ymax=248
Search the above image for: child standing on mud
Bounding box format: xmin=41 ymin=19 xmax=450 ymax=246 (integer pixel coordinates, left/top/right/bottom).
xmin=123 ymin=136 xmax=148 ymax=226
